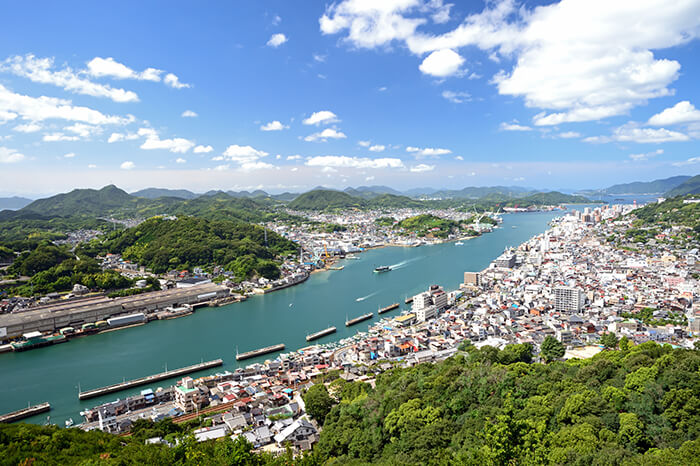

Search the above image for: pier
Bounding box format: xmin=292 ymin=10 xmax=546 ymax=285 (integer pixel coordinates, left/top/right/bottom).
xmin=306 ymin=326 xmax=337 ymax=342
xmin=378 ymin=303 xmax=400 ymax=314
xmin=78 ymin=359 xmax=223 ymax=400
xmin=236 ymin=344 xmax=285 ymax=361
xmin=346 ymin=313 xmax=373 ymax=326
xmin=0 ymin=402 xmax=51 ymax=423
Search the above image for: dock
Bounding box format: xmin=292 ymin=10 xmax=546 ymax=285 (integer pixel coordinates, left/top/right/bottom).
xmin=78 ymin=359 xmax=223 ymax=400
xmin=378 ymin=303 xmax=400 ymax=314
xmin=346 ymin=313 xmax=373 ymax=326
xmin=236 ymin=344 xmax=285 ymax=361
xmin=306 ymin=327 xmax=337 ymax=342
xmin=0 ymin=402 xmax=51 ymax=423
xmin=405 ymin=297 xmax=414 ymax=304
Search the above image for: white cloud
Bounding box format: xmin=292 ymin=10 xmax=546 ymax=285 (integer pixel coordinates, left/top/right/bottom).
xmin=672 ymin=157 xmax=700 ymax=166
xmin=410 ymin=163 xmax=435 ymax=172
xmin=322 ymin=166 xmax=338 ymax=173
xmin=176 ymin=157 xmax=186 ymax=164
xmin=405 ymin=146 xmax=451 ymax=157
xmin=0 ymin=146 xmax=25 ymax=163
xmin=585 ymin=124 xmax=690 ymax=144
xmin=287 ymin=154 xmax=302 ymax=160
xmin=260 ymin=120 xmax=289 ymax=131
xmin=43 ymin=132 xmax=79 ymax=142
xmin=455 ymin=155 xmax=464 ymax=160
xmin=0 ymin=109 xmax=18 ymax=123
xmin=2 ymin=54 xmax=139 ymax=103
xmin=88 ymin=164 xmax=97 ymax=169
xmin=500 ymin=122 xmax=532 ymax=132
xmin=303 ymin=110 xmax=338 ymax=126
xmin=107 ymin=132 xmax=139 ymax=143
xmin=629 ymin=149 xmax=663 ymax=161
xmin=291 ymin=167 xmax=299 ymax=172
xmin=164 ymin=73 xmax=190 ymax=89
xmin=368 ymin=144 xmax=385 ymax=152
xmin=313 ymin=54 xmax=326 ymax=62
xmin=87 ymin=57 xmax=162 ymax=81
xmin=138 ymin=128 xmax=195 ymax=153
xmin=63 ymin=152 xmax=76 ymax=158
xmin=120 ymin=161 xmax=135 ymax=170
xmin=304 ymin=128 xmax=347 ymax=142
xmin=556 ymin=131 xmax=581 ymax=139
xmin=419 ymin=49 xmax=464 ymax=77
xmin=306 ymin=155 xmax=404 ymax=169
xmin=193 ymin=145 xmax=213 ymax=153
xmin=181 ymin=110 xmax=198 ymax=118
xmin=64 ymin=122 xmax=102 ymax=138
xmin=272 ymin=15 xmax=282 ymax=26
xmin=13 ymin=122 xmax=42 ymax=133
xmin=358 ymin=140 xmax=371 ymax=147
xmin=267 ymin=33 xmax=288 ymax=47
xmin=441 ymin=90 xmax=470 ymax=103
xmin=0 ymin=84 xmax=133 ymax=125
xmin=221 ymin=144 xmax=269 ymax=164
xmin=321 ymin=0 xmax=700 ymax=125
xmin=648 ymin=101 xmax=700 ymax=126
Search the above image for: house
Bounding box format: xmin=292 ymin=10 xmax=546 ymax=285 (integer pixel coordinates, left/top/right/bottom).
xmin=274 ymin=418 xmax=318 ymax=447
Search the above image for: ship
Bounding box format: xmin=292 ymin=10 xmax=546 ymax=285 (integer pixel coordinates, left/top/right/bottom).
xmin=306 ymin=326 xmax=337 ymax=342
xmin=236 ymin=344 xmax=285 ymax=361
xmin=10 ymin=332 xmax=67 ymax=352
xmin=455 ymin=241 xmax=464 ymax=246
xmin=346 ymin=313 xmax=374 ymax=326
xmin=373 ymin=265 xmax=391 ymax=273
xmin=378 ymin=303 xmax=400 ymax=314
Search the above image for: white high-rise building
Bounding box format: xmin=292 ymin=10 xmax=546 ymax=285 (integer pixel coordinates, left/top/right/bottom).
xmin=554 ymin=286 xmax=585 ymax=313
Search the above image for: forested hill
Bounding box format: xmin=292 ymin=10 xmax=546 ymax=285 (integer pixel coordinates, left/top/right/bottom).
xmin=583 ymin=176 xmax=691 ymax=196
xmin=504 ymin=191 xmax=592 ymax=206
xmin=288 ymin=189 xmax=366 ymax=210
xmin=81 ymin=216 xmax=298 ymax=277
xmin=632 ymin=196 xmax=700 ymax=231
xmin=665 ymin=175 xmax=700 ymax=197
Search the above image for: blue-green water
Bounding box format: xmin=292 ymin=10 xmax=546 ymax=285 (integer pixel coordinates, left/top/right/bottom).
xmin=0 ymin=209 xmax=577 ymax=425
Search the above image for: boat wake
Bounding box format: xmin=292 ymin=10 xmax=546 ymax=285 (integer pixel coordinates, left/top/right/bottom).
xmin=389 ymin=256 xmax=422 ymax=270
xmin=356 ymin=291 xmax=378 ymax=302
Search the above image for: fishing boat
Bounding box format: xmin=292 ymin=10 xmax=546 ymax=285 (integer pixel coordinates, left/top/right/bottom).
xmin=373 ymin=265 xmax=391 ymax=273
xmin=455 ymin=241 xmax=464 ymax=246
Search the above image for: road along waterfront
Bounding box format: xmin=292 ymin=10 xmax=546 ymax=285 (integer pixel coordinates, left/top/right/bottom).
xmin=0 ymin=209 xmax=573 ymax=426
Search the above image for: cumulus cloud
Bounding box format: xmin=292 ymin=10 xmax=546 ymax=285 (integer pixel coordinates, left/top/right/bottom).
xmin=64 ymin=122 xmax=102 ymax=138
xmin=0 ymin=146 xmax=25 ymax=163
xmin=86 ymin=57 xmax=162 ymax=81
xmin=358 ymin=140 xmax=371 ymax=147
xmin=585 ymin=124 xmax=690 ymax=144
xmin=410 ymin=163 xmax=435 ymax=172
xmin=181 ymin=110 xmax=198 ymax=118
xmin=648 ymin=101 xmax=700 ymax=126
xmin=442 ymin=90 xmax=471 ymax=103
xmin=13 ymin=122 xmax=42 ymax=133
xmin=175 ymin=157 xmax=186 ymax=164
xmin=306 ymin=155 xmax=404 ymax=169
xmin=629 ymin=149 xmax=663 ymax=161
xmin=320 ymin=0 xmax=700 ymax=125
xmin=304 ymin=128 xmax=347 ymax=142
xmin=193 ymin=145 xmax=213 ymax=153
xmin=107 ymin=132 xmax=139 ymax=143
xmin=2 ymin=54 xmax=139 ymax=103
xmin=138 ymin=127 xmax=195 ymax=153
xmin=303 ymin=110 xmax=338 ymax=125
xmin=500 ymin=122 xmax=532 ymax=131
xmin=0 ymin=83 xmax=133 ymax=125
xmin=419 ymin=49 xmax=464 ymax=77
xmin=556 ymin=131 xmax=581 ymax=139
xmin=43 ymin=132 xmax=79 ymax=142
xmin=406 ymin=146 xmax=451 ymax=157
xmin=369 ymin=144 xmax=385 ymax=152
xmin=64 ymin=152 xmax=76 ymax=158
xmin=164 ymin=73 xmax=190 ymax=89
xmin=267 ymin=33 xmax=288 ymax=47
xmin=120 ymin=161 xmax=135 ymax=170
xmin=221 ymin=144 xmax=269 ymax=164
xmin=287 ymin=154 xmax=302 ymax=160
xmin=260 ymin=120 xmax=289 ymax=131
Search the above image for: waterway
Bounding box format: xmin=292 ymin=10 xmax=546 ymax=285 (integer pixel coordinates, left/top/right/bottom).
xmin=0 ymin=208 xmax=590 ymax=426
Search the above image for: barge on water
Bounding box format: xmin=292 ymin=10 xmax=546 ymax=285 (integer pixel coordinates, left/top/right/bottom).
xmin=10 ymin=332 xmax=67 ymax=352
xmin=236 ymin=344 xmax=285 ymax=361
xmin=78 ymin=359 xmax=223 ymax=400
xmin=0 ymin=402 xmax=51 ymax=423
xmin=346 ymin=312 xmax=373 ymax=326
xmin=306 ymin=327 xmax=337 ymax=342
xmin=378 ymin=303 xmax=400 ymax=314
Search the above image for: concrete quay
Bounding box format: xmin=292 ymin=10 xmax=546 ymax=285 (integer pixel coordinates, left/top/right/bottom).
xmin=0 ymin=402 xmax=51 ymax=423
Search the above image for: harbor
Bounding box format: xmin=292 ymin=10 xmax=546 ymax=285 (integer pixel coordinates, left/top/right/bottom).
xmin=306 ymin=326 xmax=337 ymax=341
xmin=345 ymin=312 xmax=374 ymax=326
xmin=378 ymin=303 xmax=400 ymax=314
xmin=0 ymin=402 xmax=51 ymax=423
xmin=78 ymin=359 xmax=223 ymax=400
xmin=0 ymin=210 xmax=566 ymax=426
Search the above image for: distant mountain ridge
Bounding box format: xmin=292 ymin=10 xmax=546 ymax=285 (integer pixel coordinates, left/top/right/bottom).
xmin=131 ymin=188 xmax=198 ymax=199
xmin=665 ymin=175 xmax=700 ymax=197
xmin=579 ymin=176 xmax=691 ymax=196
xmin=0 ymin=196 xmax=33 ymax=211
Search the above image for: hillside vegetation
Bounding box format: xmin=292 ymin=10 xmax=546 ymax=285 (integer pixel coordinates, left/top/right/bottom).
xmin=632 ymin=196 xmax=700 ymax=234
xmin=666 ymin=175 xmax=700 ymax=197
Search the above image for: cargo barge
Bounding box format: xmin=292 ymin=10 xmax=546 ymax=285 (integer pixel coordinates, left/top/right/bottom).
xmin=78 ymin=359 xmax=223 ymax=400
xmin=0 ymin=402 xmax=51 ymax=423
xmin=346 ymin=312 xmax=373 ymax=326
xmin=306 ymin=326 xmax=337 ymax=342
xmin=10 ymin=332 xmax=67 ymax=352
xmin=236 ymin=344 xmax=285 ymax=361
xmin=378 ymin=303 xmax=400 ymax=314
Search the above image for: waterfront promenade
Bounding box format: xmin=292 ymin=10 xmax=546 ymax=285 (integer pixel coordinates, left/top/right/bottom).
xmin=0 ymin=210 xmax=565 ymax=426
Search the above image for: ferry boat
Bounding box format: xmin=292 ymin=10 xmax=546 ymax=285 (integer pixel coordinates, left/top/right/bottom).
xmin=373 ymin=265 xmax=391 ymax=273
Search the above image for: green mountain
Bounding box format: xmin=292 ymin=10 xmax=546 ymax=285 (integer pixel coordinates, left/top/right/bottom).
xmin=582 ymin=176 xmax=691 ymax=196
xmin=131 ymin=188 xmax=198 ymax=199
xmin=505 ymin=191 xmax=591 ymax=206
xmin=288 ymin=189 xmax=366 ymax=210
xmin=0 ymin=196 xmax=33 ymax=210
xmin=344 ymin=185 xmax=404 ymax=199
xmin=420 ymin=186 xmax=534 ymax=200
xmin=665 ymin=175 xmax=700 ymax=197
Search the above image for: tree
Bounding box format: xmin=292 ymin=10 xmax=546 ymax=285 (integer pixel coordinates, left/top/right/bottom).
xmin=600 ymin=332 xmax=619 ymax=350
xmin=619 ymin=336 xmax=631 ymax=352
xmin=540 ymin=336 xmax=565 ymax=363
xmin=303 ymin=384 xmax=334 ymax=423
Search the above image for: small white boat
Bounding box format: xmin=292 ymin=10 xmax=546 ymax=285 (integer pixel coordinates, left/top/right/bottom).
xmin=455 ymin=241 xmax=464 ymax=246
xmin=65 ymin=418 xmax=74 ymax=427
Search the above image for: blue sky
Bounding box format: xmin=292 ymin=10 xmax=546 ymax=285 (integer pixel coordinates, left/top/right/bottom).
xmin=1 ymin=0 xmax=699 ymax=196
